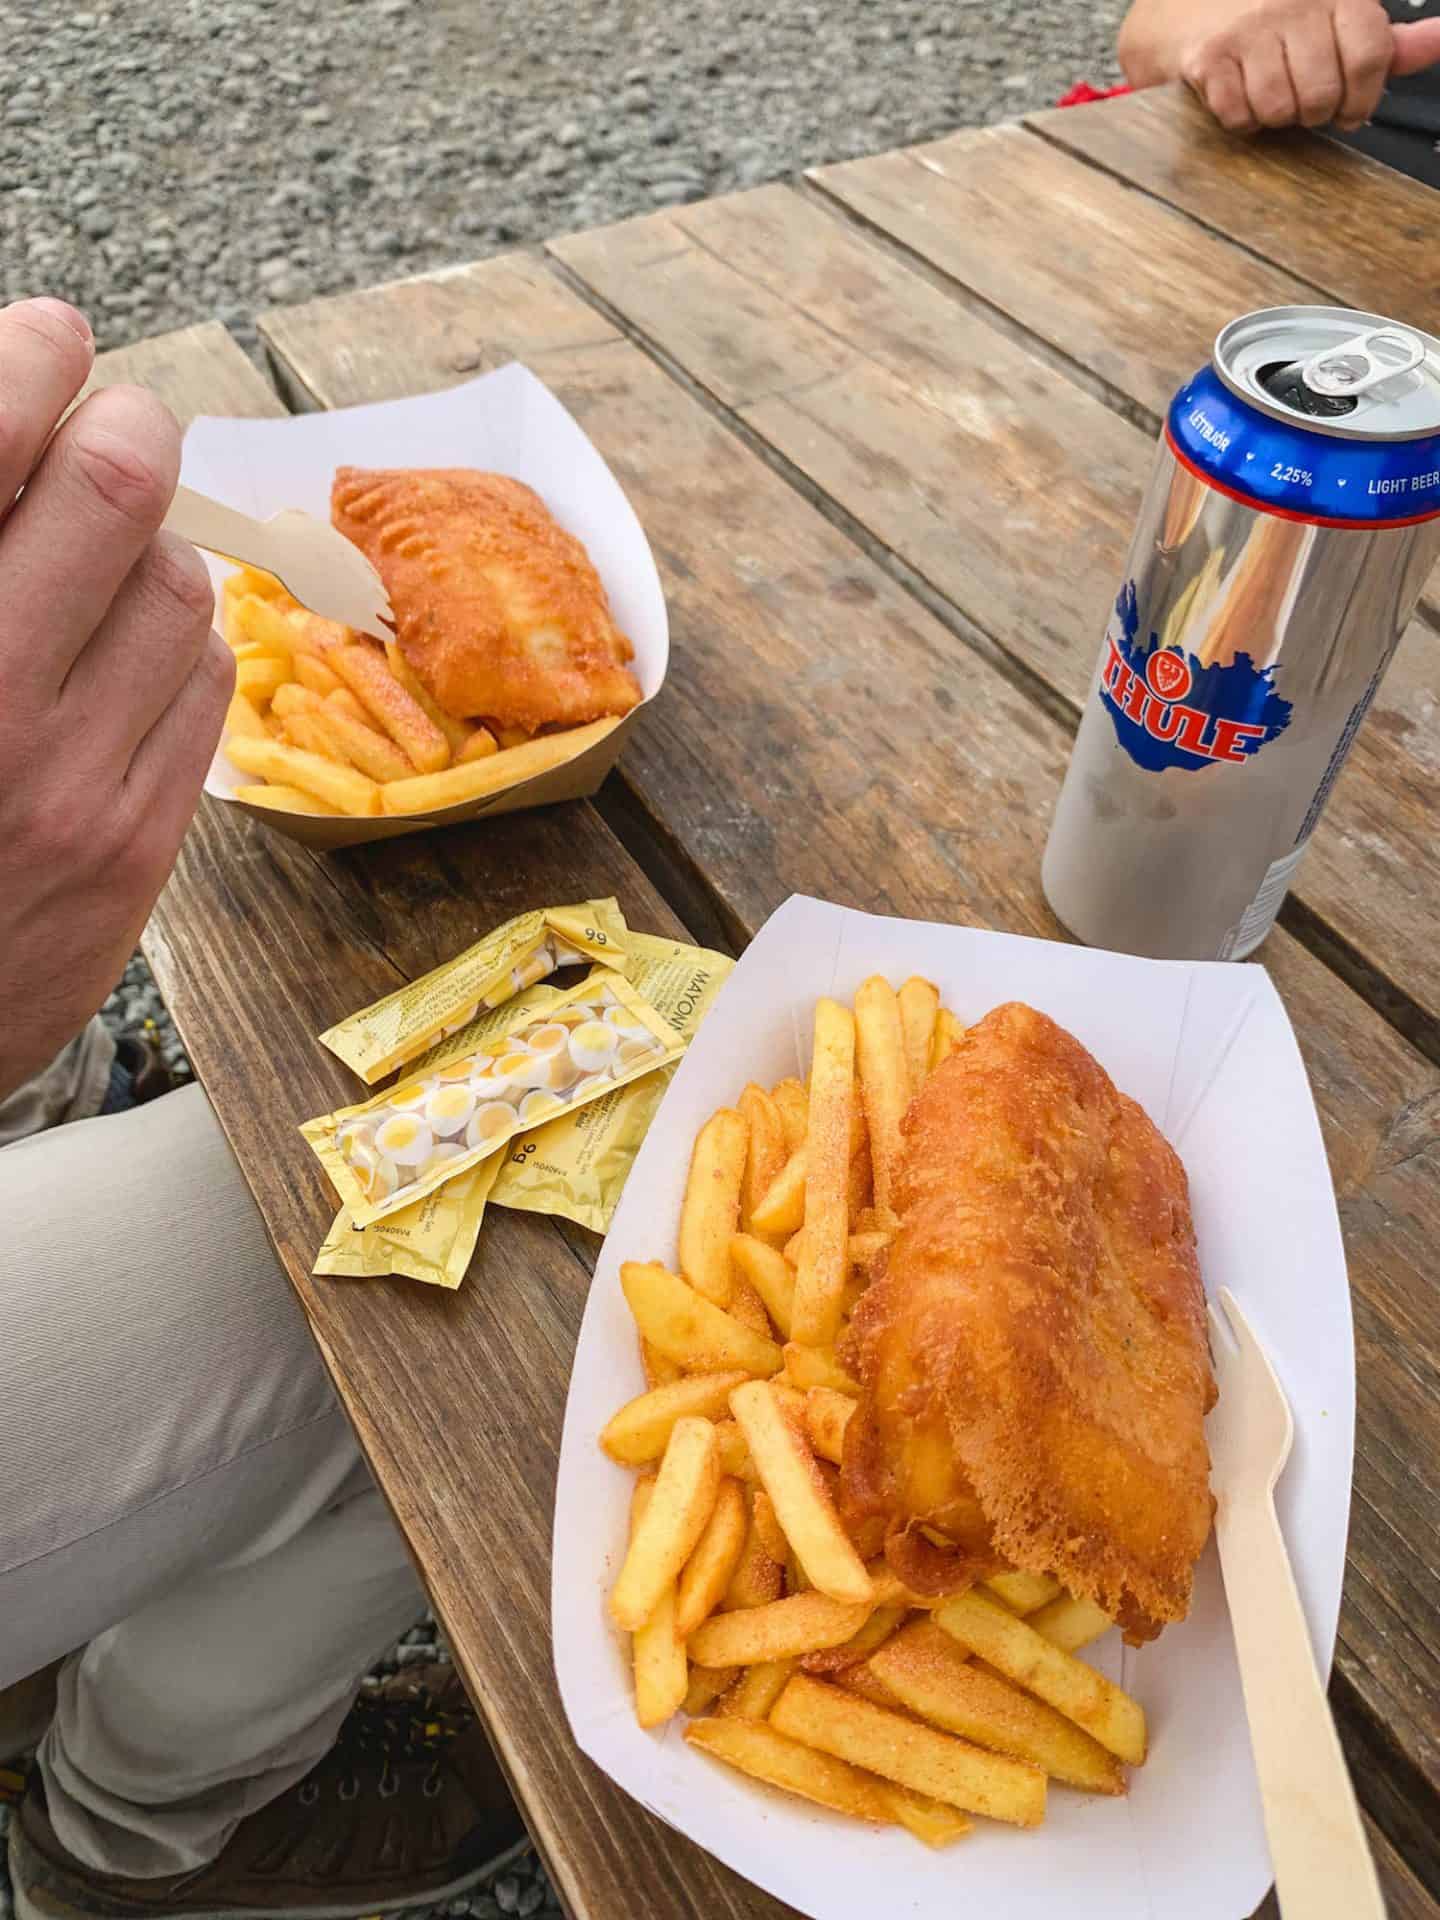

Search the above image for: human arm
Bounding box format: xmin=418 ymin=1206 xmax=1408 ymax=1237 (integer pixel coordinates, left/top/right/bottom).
xmin=1118 ymin=0 xmax=1440 ymax=130
xmin=0 ymin=298 xmax=233 ymax=1103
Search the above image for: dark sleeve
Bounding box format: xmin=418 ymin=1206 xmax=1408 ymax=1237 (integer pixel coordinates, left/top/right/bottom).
xmin=1372 ymin=0 xmax=1440 ymax=122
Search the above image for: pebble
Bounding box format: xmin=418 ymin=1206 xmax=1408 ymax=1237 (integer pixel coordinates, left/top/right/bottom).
xmin=0 ymin=7 xmax=1126 ymax=1918
xmin=0 ymin=0 xmax=1124 ymax=360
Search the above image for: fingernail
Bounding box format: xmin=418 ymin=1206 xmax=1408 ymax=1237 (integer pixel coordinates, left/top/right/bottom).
xmin=13 ymin=296 xmax=93 ymax=346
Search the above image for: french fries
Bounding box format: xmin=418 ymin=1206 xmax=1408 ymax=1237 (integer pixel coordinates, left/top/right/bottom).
xmin=770 ymin=1078 xmax=808 ymax=1152
xmin=459 ymin=725 xmax=499 ymax=762
xmin=641 ymin=1339 xmax=683 ymax=1390
xmin=730 ymin=1234 xmax=795 ymax=1338
xmin=868 ymin=1620 xmax=1125 ymax=1794
xmin=610 ymin=1417 xmax=720 ymax=1633
xmin=383 ymin=637 xmax=471 ymax=756
xmin=279 ymin=710 xmax=345 ymax=763
xmin=1027 ymin=1592 xmax=1115 ymax=1654
xmin=603 ymin=977 xmax=1151 ymax=1861
xmin=234 ymin=783 xmax=338 ymax=817
xmin=985 ymin=1571 xmax=1063 ymax=1616
xmin=215 ymin=568 xmax=626 ymax=824
xmin=380 ymin=716 xmax=622 ymax=815
xmin=231 ymin=593 xmax=305 ymax=657
xmin=782 ymin=1342 xmax=860 ymax=1397
xmin=839 ymin=1662 xmax=910 ymax=1713
xmin=712 ymin=1418 xmax=756 ymax=1481
xmin=600 ymin=1373 xmax=751 ymax=1466
xmin=930 ymin=1007 xmax=964 ymax=1073
xmin=687 ymin=1593 xmax=874 ymax=1668
xmin=225 ymin=735 xmax=381 ymax=817
xmin=803 ymin=1386 xmax=855 ymax=1465
xmin=897 ymin=976 xmax=940 ymax=1096
xmin=679 ymin=1108 xmax=747 ymax=1307
xmin=620 ymin=1262 xmax=781 ymax=1377
xmin=235 ymin=656 xmax=289 ymax=704
xmin=329 ymin=643 xmax=450 ymax=774
xmin=730 ymin=1381 xmax=871 ymax=1605
xmin=750 ymin=1145 xmax=805 ymax=1238
xmin=723 ymin=1500 xmax=785 ymax=1609
xmin=750 ymin=1488 xmax=790 ymax=1568
xmin=874 ymin=1784 xmax=972 ymax=1848
xmin=770 ymin=1674 xmax=1046 ymax=1827
xmin=675 ymin=1478 xmax=748 ymax=1640
xmin=737 ymin=1084 xmax=787 ymax=1230
xmin=934 ymin=1589 xmax=1146 ymax=1765
xmin=727 ymin=1274 xmax=771 ymax=1339
xmin=699 ymin=1692 xmax=973 ymax=1848
xmin=854 ymin=975 xmax=909 ymax=1226
xmin=629 ymin=1478 xmax=689 ymax=1728
xmin=683 ymin=1665 xmax=735 ymax=1717
xmin=801 ymin=1604 xmax=905 ymax=1675
xmin=326 ymin=687 xmax=371 ymax=726
xmin=717 ymin=1656 xmax=797 ymax=1719
xmin=791 ymin=999 xmax=854 ymax=1347
xmin=224 ymin=692 xmax=270 ymax=741
xmin=685 ymin=1716 xmax=887 ymax=1827
xmin=294 ymin=651 xmax=345 ymax=698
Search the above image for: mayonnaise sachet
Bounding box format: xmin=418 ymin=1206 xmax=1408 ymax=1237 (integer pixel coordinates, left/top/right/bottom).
xmin=317 ymin=898 xmax=627 ymax=1085
xmin=302 ymin=972 xmax=681 ymax=1228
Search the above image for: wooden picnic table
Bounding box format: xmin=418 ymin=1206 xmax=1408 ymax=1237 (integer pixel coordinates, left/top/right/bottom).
xmin=90 ymin=84 xmax=1439 ymax=1919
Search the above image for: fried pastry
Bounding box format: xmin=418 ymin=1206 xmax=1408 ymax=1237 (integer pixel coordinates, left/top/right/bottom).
xmin=840 ymin=1001 xmax=1215 ymax=1644
xmin=332 ymin=467 xmax=643 ymax=733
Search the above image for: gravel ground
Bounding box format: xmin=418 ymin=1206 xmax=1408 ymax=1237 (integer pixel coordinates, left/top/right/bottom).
xmin=4 ymin=2 xmax=1125 ymax=1914
xmin=2 ymin=0 xmax=1123 ymax=361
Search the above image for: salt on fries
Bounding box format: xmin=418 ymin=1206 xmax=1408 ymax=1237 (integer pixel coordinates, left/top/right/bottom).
xmin=219 ymin=564 xmax=619 ymax=817
xmin=601 ymin=980 xmax=1149 ymax=1850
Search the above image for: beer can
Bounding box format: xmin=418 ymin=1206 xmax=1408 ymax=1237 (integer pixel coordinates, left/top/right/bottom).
xmin=1042 ymin=306 xmax=1440 ymax=960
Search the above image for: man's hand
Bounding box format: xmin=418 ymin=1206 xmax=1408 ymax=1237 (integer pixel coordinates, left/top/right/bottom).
xmin=0 ymin=298 xmax=233 ymax=1103
xmin=1120 ymin=0 xmax=1440 ymax=131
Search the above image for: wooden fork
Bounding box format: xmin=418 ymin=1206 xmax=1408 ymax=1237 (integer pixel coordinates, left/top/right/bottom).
xmin=1206 ymin=1288 xmax=1383 ymax=1919
xmin=163 ymin=485 xmax=393 ymax=638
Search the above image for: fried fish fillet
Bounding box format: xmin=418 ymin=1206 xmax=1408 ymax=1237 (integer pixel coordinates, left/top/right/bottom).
xmin=332 ymin=468 xmax=643 ymax=733
xmin=839 ymin=1002 xmax=1215 ymax=1644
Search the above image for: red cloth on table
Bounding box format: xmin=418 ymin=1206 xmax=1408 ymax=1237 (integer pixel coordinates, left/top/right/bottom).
xmin=1056 ymin=82 xmax=1134 ymax=107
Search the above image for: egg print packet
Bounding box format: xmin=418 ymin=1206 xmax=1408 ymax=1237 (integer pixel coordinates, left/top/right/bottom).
xmin=488 ymin=931 xmax=736 ymax=1234
xmin=302 ymin=974 xmax=682 ymax=1228
xmin=317 ymin=897 xmax=629 ymax=1086
xmin=311 ymin=1150 xmax=503 ymax=1289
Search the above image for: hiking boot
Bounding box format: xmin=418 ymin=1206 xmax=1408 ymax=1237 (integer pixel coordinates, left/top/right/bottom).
xmin=113 ymin=1035 xmax=176 ymax=1106
xmin=8 ymin=1664 xmax=527 ymax=1919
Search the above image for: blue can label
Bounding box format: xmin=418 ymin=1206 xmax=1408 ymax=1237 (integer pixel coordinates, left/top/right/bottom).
xmin=1099 ymin=582 xmax=1293 ymax=773
xmin=1169 ymin=368 xmax=1440 ymax=527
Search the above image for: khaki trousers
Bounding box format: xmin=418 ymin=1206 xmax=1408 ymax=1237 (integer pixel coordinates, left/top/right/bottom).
xmin=0 ymin=1023 xmax=424 ymax=1877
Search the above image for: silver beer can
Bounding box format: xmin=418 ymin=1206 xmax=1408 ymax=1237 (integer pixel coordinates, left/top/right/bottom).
xmin=1043 ymin=306 xmax=1440 ymax=960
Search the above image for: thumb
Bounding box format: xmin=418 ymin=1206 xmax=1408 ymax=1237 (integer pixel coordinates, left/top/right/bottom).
xmin=1390 ymin=17 xmax=1440 ymax=77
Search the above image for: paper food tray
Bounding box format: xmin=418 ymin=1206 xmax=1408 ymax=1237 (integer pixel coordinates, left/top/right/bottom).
xmin=182 ymin=362 xmax=668 ymax=850
xmin=552 ymin=895 xmax=1354 ymax=1920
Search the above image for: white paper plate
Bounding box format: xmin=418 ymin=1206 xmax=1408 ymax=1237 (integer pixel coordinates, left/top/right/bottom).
xmin=181 ymin=363 xmax=669 ymax=848
xmin=553 ymin=895 xmax=1353 ymax=1920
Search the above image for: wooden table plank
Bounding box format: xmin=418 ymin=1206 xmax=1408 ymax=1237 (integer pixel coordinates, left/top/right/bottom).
xmin=810 ymin=124 xmax=1321 ymax=427
xmin=1029 ymin=85 xmax=1440 ymax=331
xmin=86 ymin=326 xmax=793 ymax=1920
xmin=260 ymin=263 xmax=1440 ymax=1885
xmin=550 ymin=184 xmax=1440 ymax=1059
xmin=809 ymin=122 xmax=1440 ymax=628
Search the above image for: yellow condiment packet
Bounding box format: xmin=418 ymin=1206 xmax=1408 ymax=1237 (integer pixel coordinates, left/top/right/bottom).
xmin=301 ymin=972 xmax=682 ymax=1228
xmin=312 ymin=1149 xmax=503 ymax=1289
xmin=489 ymin=932 xmax=734 ymax=1233
xmin=317 ymin=898 xmax=628 ymax=1085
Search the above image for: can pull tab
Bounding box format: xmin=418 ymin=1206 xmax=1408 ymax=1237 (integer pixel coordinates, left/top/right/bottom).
xmin=1300 ymin=325 xmax=1424 ymax=398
